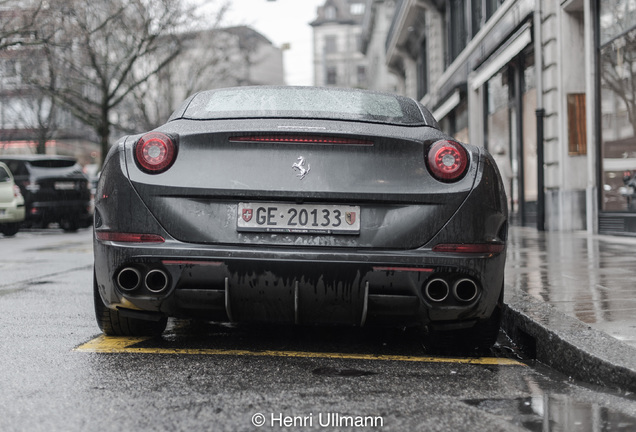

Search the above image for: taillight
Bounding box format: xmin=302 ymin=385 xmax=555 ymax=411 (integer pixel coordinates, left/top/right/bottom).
xmin=426 ymin=140 xmax=469 ymax=182
xmin=134 ymin=132 xmax=177 ymax=174
xmin=432 ymin=243 xmax=505 ymax=254
xmin=13 ymin=185 xmax=22 ymax=198
xmin=96 ymin=231 xmax=165 ymax=243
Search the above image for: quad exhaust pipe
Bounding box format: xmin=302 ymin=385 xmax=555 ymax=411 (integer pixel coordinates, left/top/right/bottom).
xmin=423 ymin=276 xmax=479 ymax=303
xmin=452 ymin=278 xmax=479 ymax=302
xmin=145 ymin=269 xmax=169 ymax=293
xmin=116 ymin=267 xmax=169 ymax=293
xmin=117 ymin=267 xmax=141 ymax=291
xmin=424 ymin=278 xmax=449 ymax=302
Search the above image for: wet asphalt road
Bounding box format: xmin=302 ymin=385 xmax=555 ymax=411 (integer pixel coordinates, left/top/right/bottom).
xmin=1 ymin=229 xmax=636 ymax=431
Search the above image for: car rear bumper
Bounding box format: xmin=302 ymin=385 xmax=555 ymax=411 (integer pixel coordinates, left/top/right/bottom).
xmin=0 ymin=203 xmax=25 ymax=223
xmin=26 ymin=200 xmax=92 ymax=225
xmin=94 ymin=239 xmax=506 ymax=329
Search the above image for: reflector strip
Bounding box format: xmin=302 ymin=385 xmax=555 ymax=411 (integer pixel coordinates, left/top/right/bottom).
xmin=162 ymin=260 xmax=223 ymax=266
xmin=96 ymin=232 xmax=165 ymax=243
xmin=229 ymin=135 xmax=373 ymax=145
xmin=432 ymin=244 xmax=505 ymax=254
xmin=373 ymin=266 xmax=434 ymax=272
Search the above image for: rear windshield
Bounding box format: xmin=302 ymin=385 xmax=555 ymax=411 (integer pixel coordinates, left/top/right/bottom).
xmin=177 ymin=87 xmax=429 ymax=126
xmin=29 ymin=160 xmax=76 ymax=168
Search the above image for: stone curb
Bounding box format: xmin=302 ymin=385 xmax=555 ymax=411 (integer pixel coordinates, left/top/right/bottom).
xmin=502 ymin=289 xmax=636 ymax=394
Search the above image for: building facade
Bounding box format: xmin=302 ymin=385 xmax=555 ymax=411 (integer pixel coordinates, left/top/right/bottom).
xmin=361 ymin=0 xmax=400 ymax=93
xmin=378 ymin=0 xmax=636 ymax=236
xmin=312 ymin=0 xmax=369 ymax=88
xmin=1 ymin=20 xmax=284 ymax=166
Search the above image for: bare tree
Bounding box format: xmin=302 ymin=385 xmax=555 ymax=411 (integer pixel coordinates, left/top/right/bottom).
xmin=0 ymin=1 xmax=54 ymax=154
xmin=121 ymin=5 xmax=238 ymax=132
xmin=32 ymin=0 xmax=224 ymax=167
xmin=121 ymin=24 xmax=278 ymax=133
xmin=0 ymin=0 xmax=45 ymax=51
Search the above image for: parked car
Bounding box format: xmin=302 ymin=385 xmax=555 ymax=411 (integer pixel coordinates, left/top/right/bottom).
xmin=93 ymin=86 xmax=508 ymax=352
xmin=0 ymin=162 xmax=25 ymax=237
xmin=0 ymin=155 xmax=92 ymax=232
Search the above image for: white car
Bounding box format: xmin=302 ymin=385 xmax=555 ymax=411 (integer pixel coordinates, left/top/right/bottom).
xmin=0 ymin=161 xmax=25 ymax=237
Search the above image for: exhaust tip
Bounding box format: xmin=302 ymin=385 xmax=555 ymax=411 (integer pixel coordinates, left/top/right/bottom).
xmin=145 ymin=269 xmax=169 ymax=293
xmin=453 ymin=278 xmax=479 ymax=302
xmin=117 ymin=267 xmax=141 ymax=292
xmin=424 ymin=278 xmax=450 ymax=302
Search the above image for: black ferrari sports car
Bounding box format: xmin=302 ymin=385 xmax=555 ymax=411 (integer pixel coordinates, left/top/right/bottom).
xmin=93 ymin=86 xmax=508 ymax=351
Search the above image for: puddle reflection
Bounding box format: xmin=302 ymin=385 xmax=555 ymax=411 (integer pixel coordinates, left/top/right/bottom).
xmin=506 ymin=228 xmax=636 ymax=347
xmin=466 ymin=377 xmax=636 ymax=431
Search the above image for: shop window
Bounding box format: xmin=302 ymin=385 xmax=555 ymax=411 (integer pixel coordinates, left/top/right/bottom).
xmin=567 ymin=93 xmax=587 ymax=156
xmin=599 ymin=1 xmax=636 ymax=213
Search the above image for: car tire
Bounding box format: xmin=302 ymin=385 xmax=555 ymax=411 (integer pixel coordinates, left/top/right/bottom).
xmin=0 ymin=223 xmax=20 ymax=237
xmin=60 ymin=218 xmax=79 ymax=232
xmin=424 ymin=286 xmax=503 ymax=355
xmin=93 ymin=272 xmax=168 ymax=336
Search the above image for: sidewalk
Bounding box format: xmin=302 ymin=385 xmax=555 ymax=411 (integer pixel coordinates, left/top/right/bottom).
xmin=502 ymin=226 xmax=636 ymax=392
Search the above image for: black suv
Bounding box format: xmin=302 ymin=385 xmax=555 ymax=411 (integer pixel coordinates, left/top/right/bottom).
xmin=0 ymin=155 xmax=92 ymax=231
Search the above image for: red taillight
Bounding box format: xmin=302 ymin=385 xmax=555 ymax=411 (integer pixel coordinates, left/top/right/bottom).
xmin=13 ymin=185 xmax=21 ymax=198
xmin=427 ymin=140 xmax=468 ymax=182
xmin=135 ymin=132 xmax=177 ymax=173
xmin=432 ymin=243 xmax=505 ymax=254
xmin=96 ymin=231 xmax=165 ymax=243
xmin=229 ymin=135 xmax=373 ymax=145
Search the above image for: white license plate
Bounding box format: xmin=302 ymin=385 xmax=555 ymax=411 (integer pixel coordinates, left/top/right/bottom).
xmin=238 ymin=202 xmax=360 ymax=234
xmin=55 ymin=181 xmax=76 ymax=190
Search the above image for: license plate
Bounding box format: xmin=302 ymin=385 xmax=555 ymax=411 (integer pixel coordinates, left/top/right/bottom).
xmin=238 ymin=202 xmax=360 ymax=234
xmin=55 ymin=181 xmax=76 ymax=190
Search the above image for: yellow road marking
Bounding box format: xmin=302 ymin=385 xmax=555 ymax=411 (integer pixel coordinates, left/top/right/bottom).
xmin=75 ymin=335 xmax=524 ymax=366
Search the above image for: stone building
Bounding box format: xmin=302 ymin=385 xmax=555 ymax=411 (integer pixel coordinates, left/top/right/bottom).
xmin=311 ymin=0 xmax=369 ymax=88
xmin=368 ymin=0 xmax=636 ymax=236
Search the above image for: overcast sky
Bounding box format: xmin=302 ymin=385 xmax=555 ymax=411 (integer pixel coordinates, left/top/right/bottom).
xmin=222 ymin=0 xmax=325 ymax=85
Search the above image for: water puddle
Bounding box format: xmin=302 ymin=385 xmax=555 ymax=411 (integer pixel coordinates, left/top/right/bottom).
xmin=464 ymin=395 xmax=636 ymax=431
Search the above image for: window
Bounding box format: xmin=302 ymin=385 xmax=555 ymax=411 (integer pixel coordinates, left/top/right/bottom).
xmin=0 ymin=167 xmax=9 ymax=182
xmin=417 ymin=37 xmax=428 ymax=100
xmin=599 ymin=1 xmax=636 ymax=212
xmin=325 ymin=6 xmax=336 ymax=20
xmin=448 ymin=0 xmax=467 ymax=63
xmin=486 ymin=0 xmax=503 ymax=20
xmin=325 ymin=35 xmax=337 ymax=54
xmin=472 ymin=0 xmax=483 ymax=37
xmin=181 ymin=87 xmax=429 ymax=125
xmin=350 ymin=3 xmax=365 ymax=15
xmin=1 ymin=59 xmax=17 ymax=77
xmin=356 ymin=65 xmax=367 ymax=87
xmin=326 ymin=66 xmax=337 ymax=85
